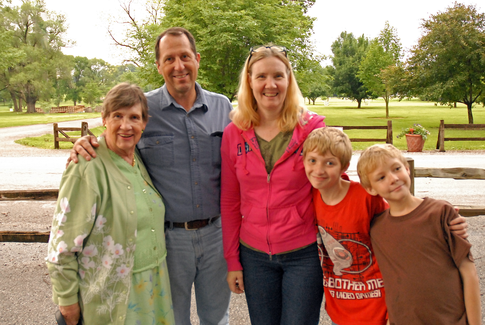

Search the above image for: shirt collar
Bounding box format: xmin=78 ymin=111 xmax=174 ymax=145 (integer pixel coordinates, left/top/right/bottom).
xmin=160 ymin=82 xmax=208 ymax=113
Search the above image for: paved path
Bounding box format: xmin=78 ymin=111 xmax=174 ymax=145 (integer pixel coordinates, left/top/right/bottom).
xmin=0 ymin=118 xmax=103 ymax=190
xmin=0 ymin=120 xmax=484 ymax=324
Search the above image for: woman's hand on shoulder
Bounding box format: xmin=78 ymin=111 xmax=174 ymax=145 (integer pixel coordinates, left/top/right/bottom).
xmin=59 ymin=302 xmax=81 ymax=325
xmin=227 ymin=270 xmax=245 ymax=294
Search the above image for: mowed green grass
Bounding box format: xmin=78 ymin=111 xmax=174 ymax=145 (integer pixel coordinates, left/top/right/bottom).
xmin=7 ymin=98 xmax=485 ymax=151
xmin=0 ymin=105 xmax=101 ymax=128
xmin=15 ymin=126 xmax=105 ymax=149
xmin=310 ymin=98 xmax=485 ymax=151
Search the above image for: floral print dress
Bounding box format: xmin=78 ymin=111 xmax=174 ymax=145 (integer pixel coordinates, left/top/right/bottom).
xmin=46 ymin=138 xmax=174 ymax=325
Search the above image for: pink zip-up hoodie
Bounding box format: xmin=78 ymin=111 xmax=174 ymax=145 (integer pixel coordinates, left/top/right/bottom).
xmin=221 ymin=111 xmax=325 ymax=271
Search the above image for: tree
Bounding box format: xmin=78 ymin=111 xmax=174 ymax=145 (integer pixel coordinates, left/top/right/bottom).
xmin=1 ymin=0 xmax=70 ymax=113
xmin=406 ymin=2 xmax=485 ymax=124
xmin=296 ymin=59 xmax=331 ymax=105
xmin=329 ymin=32 xmax=371 ymax=108
xmin=110 ymin=0 xmax=317 ymax=101
xmin=358 ymin=22 xmax=402 ymax=118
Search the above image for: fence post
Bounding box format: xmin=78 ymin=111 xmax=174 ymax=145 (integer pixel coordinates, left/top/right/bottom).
xmin=81 ymin=122 xmax=88 ymax=137
xmin=406 ymin=157 xmax=415 ymax=195
xmin=53 ymin=123 xmax=59 ymax=149
xmin=437 ymin=120 xmax=445 ymax=152
xmin=386 ymin=120 xmax=393 ymax=144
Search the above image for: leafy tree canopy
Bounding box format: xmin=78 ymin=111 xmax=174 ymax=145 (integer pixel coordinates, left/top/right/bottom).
xmin=0 ymin=0 xmax=70 ymax=112
xmin=358 ymin=21 xmax=402 ymax=118
xmin=329 ymin=31 xmax=371 ymax=108
xmin=407 ymin=2 xmax=485 ymax=123
xmin=111 ymin=0 xmax=317 ymax=101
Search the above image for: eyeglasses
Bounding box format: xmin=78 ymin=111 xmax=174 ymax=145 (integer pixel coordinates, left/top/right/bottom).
xmin=248 ymin=45 xmax=288 ymax=63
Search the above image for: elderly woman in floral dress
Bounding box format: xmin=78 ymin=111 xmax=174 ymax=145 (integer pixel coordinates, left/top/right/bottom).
xmin=46 ymin=83 xmax=175 ymax=325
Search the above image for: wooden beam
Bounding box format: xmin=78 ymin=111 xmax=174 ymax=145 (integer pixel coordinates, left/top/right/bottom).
xmin=414 ymin=167 xmax=485 ymax=180
xmin=0 ymin=231 xmax=50 ymax=243
xmin=453 ymin=206 xmax=485 ymax=217
xmin=0 ymin=189 xmax=58 ymax=201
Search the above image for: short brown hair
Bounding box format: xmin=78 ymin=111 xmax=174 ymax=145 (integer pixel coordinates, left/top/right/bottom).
xmin=102 ymin=83 xmax=148 ymax=122
xmin=357 ymin=144 xmax=409 ymax=189
xmin=155 ymin=27 xmax=197 ymax=63
xmin=303 ymin=127 xmax=352 ymax=168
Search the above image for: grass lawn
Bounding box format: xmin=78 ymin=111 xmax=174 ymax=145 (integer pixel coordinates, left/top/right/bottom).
xmin=15 ymin=126 xmax=105 ymax=149
xmin=8 ymin=98 xmax=485 ymax=151
xmin=309 ymin=97 xmax=485 ymax=151
xmin=0 ymin=104 xmax=101 ymax=128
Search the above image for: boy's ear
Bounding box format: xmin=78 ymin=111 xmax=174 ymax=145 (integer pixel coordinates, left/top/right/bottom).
xmin=341 ymin=163 xmax=350 ymax=174
xmin=364 ymin=186 xmax=378 ymax=197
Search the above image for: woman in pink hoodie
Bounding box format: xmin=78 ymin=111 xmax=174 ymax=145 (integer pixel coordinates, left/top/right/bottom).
xmin=221 ymin=45 xmax=325 ymax=325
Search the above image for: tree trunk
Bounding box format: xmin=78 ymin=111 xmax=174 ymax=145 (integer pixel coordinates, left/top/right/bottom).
xmin=467 ymin=103 xmax=474 ymax=124
xmin=385 ymin=96 xmax=389 ymax=119
xmin=25 ymin=95 xmax=37 ymax=113
xmin=9 ymin=90 xmax=21 ymax=112
xmin=357 ymin=98 xmax=362 ymax=108
xmin=73 ymin=100 xmax=77 ymax=106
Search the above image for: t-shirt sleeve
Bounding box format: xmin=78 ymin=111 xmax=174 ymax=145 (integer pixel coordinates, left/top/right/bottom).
xmin=441 ymin=203 xmax=474 ymax=267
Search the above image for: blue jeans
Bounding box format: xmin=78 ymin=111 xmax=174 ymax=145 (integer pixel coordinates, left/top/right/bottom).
xmin=165 ymin=217 xmax=230 ymax=325
xmin=240 ymin=243 xmax=323 ymax=325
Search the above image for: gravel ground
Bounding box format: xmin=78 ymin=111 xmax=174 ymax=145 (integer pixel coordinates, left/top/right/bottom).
xmin=0 ymin=119 xmax=484 ymax=324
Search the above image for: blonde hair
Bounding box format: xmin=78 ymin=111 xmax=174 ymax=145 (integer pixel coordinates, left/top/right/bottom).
xmin=231 ymin=46 xmax=307 ymax=132
xmin=357 ymin=144 xmax=409 ymax=189
xmin=303 ymin=127 xmax=353 ymax=168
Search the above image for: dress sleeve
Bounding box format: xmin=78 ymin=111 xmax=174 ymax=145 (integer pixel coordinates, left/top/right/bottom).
xmin=46 ymin=163 xmax=100 ymax=306
xmin=220 ymin=127 xmax=243 ymax=272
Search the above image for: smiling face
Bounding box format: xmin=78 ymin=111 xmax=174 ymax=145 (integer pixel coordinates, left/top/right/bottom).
xmin=249 ymin=56 xmax=289 ymax=115
xmin=156 ymin=34 xmax=200 ymax=98
xmin=103 ymin=104 xmax=147 ymax=161
xmin=303 ymin=149 xmax=349 ymax=192
xmin=365 ymin=157 xmax=412 ymax=202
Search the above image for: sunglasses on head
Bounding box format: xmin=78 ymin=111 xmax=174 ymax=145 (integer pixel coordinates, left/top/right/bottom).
xmin=248 ymin=45 xmax=288 ymax=63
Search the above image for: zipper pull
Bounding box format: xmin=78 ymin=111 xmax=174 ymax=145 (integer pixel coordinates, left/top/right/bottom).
xmin=267 ymin=174 xmax=270 ymax=183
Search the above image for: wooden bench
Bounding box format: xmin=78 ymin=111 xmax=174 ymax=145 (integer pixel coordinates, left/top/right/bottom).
xmin=407 ymin=158 xmax=485 ymax=217
xmin=53 ymin=121 xmax=94 ymax=149
xmin=328 ymin=120 xmax=393 ymax=145
xmin=436 ymin=120 xmax=485 ymax=152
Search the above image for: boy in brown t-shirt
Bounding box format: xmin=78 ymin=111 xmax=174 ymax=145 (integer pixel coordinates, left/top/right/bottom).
xmin=357 ymin=144 xmax=481 ymax=325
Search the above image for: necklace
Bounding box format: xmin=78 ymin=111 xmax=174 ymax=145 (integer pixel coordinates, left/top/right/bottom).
xmin=132 ymin=156 xmax=136 ymax=167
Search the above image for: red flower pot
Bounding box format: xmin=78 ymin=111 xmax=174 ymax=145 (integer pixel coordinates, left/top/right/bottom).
xmin=405 ymin=134 xmax=425 ymax=152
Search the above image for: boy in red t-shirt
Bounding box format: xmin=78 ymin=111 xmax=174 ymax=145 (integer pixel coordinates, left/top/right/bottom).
xmin=303 ymin=127 xmax=388 ymax=325
xmin=358 ymin=144 xmax=481 ymax=325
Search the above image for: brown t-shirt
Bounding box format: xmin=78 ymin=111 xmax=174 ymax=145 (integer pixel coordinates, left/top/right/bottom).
xmin=370 ymin=197 xmax=473 ymax=325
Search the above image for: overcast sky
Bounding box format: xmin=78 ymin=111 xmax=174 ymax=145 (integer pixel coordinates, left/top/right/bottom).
xmin=20 ymin=0 xmax=484 ymax=65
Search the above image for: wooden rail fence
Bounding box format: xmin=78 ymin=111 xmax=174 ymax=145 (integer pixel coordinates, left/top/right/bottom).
xmin=436 ymin=120 xmax=485 ymax=152
xmin=329 ymin=120 xmax=393 ymax=144
xmin=2 ymin=159 xmax=483 ymax=243
xmin=407 ymin=158 xmax=485 ymax=217
xmin=53 ymin=122 xmax=94 ymax=149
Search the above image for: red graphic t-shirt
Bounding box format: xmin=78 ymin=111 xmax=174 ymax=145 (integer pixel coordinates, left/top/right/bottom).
xmin=313 ymin=181 xmax=388 ymax=325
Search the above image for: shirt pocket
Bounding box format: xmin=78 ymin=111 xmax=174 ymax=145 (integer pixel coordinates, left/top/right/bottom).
xmin=211 ymin=132 xmax=223 ymax=167
xmin=137 ymin=134 xmax=174 ymax=168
